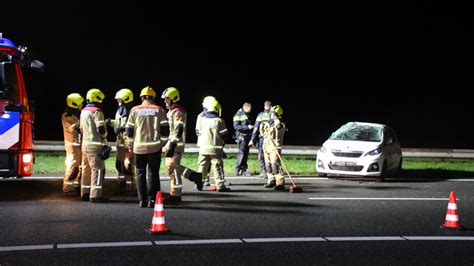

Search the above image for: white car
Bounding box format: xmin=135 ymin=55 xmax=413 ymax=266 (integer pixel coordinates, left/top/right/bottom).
xmin=316 ymin=122 xmax=402 ymax=181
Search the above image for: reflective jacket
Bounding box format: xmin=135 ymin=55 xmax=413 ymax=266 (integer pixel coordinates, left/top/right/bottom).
xmin=62 ymin=108 xmax=81 ymax=147
xmin=260 ymin=111 xmax=286 ymax=151
xmin=251 ymin=109 xmax=271 ymax=143
xmin=165 ymin=104 xmax=187 ymax=153
xmin=195 ymin=110 xmax=205 ymax=147
xmin=197 ymin=111 xmax=228 ymax=155
xmin=233 ymin=108 xmax=252 ymax=138
xmin=126 ymin=100 xmax=168 ymax=154
xmin=111 ymin=105 xmax=131 ymax=149
xmin=80 ymin=104 xmax=107 ymax=152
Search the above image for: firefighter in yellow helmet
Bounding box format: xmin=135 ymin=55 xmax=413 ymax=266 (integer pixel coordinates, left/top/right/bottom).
xmin=195 ymin=96 xmax=215 ymax=186
xmin=125 ymin=86 xmax=169 ymax=208
xmin=80 ymin=88 xmax=108 ymax=202
xmin=161 ymin=87 xmax=203 ymax=203
xmin=196 ymin=98 xmax=230 ymax=192
xmin=106 ymin=88 xmax=136 ymax=194
xmin=62 ymin=93 xmax=84 ymax=195
xmin=260 ymin=105 xmax=287 ymax=190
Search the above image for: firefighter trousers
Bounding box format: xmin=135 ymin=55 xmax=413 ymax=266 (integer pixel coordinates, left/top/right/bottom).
xmin=81 ymin=150 xmax=105 ymax=199
xmin=64 ymin=145 xmax=81 ymax=192
xmin=166 ymin=151 xmax=197 ymax=196
xmin=264 ymin=149 xmax=284 ymax=186
xmin=198 ymin=153 xmax=225 ymax=189
xmin=116 ymin=146 xmax=136 ymax=191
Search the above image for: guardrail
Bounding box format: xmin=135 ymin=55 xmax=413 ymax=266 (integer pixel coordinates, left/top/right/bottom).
xmin=32 ymin=140 xmax=474 ymax=158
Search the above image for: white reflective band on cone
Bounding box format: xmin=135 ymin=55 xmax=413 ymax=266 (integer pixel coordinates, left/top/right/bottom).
xmin=154 ymin=204 xmax=164 ymax=211
xmin=152 ymin=217 xmax=165 ymax=224
xmin=445 ymin=214 xmax=459 ymax=221
xmin=448 ymin=203 xmax=457 ymax=209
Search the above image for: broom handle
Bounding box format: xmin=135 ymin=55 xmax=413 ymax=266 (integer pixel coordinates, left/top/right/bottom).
xmin=263 ymin=128 xmax=298 ymax=188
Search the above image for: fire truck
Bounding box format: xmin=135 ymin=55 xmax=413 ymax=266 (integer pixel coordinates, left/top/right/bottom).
xmin=0 ymin=34 xmax=44 ymax=178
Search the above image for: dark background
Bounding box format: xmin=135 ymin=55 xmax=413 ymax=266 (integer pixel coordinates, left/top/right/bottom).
xmin=2 ymin=1 xmax=473 ymax=148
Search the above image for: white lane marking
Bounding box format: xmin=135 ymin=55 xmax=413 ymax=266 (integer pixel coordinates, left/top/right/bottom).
xmin=57 ymin=241 xmax=152 ymax=249
xmin=0 ymin=245 xmax=53 ymax=252
xmin=404 ymin=236 xmax=474 ymax=241
xmin=326 ymin=237 xmax=405 ymax=241
xmin=4 ymin=236 xmax=474 ymax=252
xmin=243 ymin=237 xmax=325 ymax=243
xmin=154 ymin=239 xmax=243 ymax=245
xmin=21 ymin=176 xmax=474 ymax=182
xmin=309 ymin=198 xmax=450 ymax=201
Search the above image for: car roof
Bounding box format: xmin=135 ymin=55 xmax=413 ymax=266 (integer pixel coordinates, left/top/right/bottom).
xmin=345 ymin=121 xmax=386 ymax=129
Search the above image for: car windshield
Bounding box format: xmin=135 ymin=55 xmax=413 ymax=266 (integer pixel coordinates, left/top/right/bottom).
xmin=330 ymin=123 xmax=383 ymax=142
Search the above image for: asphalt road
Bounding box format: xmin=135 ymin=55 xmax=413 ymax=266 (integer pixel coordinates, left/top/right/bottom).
xmin=1 ymin=175 xmax=474 ymax=265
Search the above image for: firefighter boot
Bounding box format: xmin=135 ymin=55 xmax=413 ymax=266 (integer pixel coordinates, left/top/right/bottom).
xmin=264 ymin=180 xmax=276 ymax=188
xmin=190 ymin=172 xmax=203 ymax=191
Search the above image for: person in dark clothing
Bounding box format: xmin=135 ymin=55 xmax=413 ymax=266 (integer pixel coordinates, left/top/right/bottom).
xmin=233 ymin=102 xmax=253 ymax=176
xmin=249 ymin=100 xmax=272 ymax=178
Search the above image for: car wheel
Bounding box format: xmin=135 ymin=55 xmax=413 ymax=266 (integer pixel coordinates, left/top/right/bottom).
xmin=376 ymin=161 xmax=387 ymax=182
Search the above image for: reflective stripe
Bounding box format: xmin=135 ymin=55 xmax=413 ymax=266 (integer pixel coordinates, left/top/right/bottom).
xmin=161 ymin=137 xmax=168 ymax=141
xmin=65 ymin=181 xmax=80 ymax=185
xmin=177 ymin=143 xmax=185 ymax=147
xmin=445 ymin=214 xmax=459 ymax=221
xmin=82 ymin=185 xmax=91 ymax=188
xmin=176 ymin=121 xmax=184 ymax=125
xmin=137 ymin=141 xmax=162 ymax=146
xmin=127 ymin=122 xmax=135 ymax=126
xmin=92 ymin=186 xmax=102 ymax=189
xmin=65 ymin=142 xmax=81 ymax=146
xmin=126 ymin=181 xmax=132 ymax=184
xmin=160 ymin=121 xmax=169 ymax=125
xmin=152 ymin=217 xmax=165 ymax=225
xmin=200 ymin=145 xmax=223 ymax=149
xmin=82 ymin=141 xmax=103 ymax=145
xmin=97 ymin=169 xmax=101 ymax=186
xmin=154 ymin=204 xmax=164 ymax=211
xmin=448 ymin=203 xmax=457 ymax=210
xmin=220 ymin=129 xmax=228 ymax=134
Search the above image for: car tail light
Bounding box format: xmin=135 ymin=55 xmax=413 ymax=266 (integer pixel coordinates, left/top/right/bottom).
xmin=18 ymin=152 xmax=33 ymax=176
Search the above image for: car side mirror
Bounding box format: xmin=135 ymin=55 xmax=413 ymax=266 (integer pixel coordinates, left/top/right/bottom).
xmin=30 ymin=60 xmax=45 ymax=72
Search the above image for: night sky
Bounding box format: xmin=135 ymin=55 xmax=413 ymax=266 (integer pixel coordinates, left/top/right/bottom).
xmin=2 ymin=1 xmax=473 ymax=148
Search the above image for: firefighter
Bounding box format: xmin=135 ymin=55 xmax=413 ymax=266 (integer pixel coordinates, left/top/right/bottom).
xmin=161 ymin=87 xmax=203 ymax=203
xmin=249 ymin=100 xmax=272 ymax=178
xmin=196 ymin=99 xmax=230 ymax=192
xmin=196 ymin=96 xmax=215 ymax=186
xmin=126 ymin=86 xmax=168 ymax=208
xmin=233 ymin=102 xmax=253 ymax=176
xmin=80 ymin=88 xmax=108 ymax=203
xmin=261 ymin=105 xmax=286 ymax=190
xmin=62 ymin=93 xmax=84 ymax=195
xmin=107 ymin=88 xmax=135 ymax=194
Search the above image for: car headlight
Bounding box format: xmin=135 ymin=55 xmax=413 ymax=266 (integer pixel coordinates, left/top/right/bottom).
xmin=319 ymin=146 xmax=327 ymax=153
xmin=367 ymin=148 xmax=381 ymax=156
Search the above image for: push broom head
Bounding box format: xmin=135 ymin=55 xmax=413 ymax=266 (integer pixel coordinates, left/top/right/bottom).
xmin=289 ymin=185 xmax=303 ymax=193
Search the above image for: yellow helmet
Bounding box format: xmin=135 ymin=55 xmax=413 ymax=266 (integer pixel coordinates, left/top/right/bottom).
xmin=272 ymin=105 xmax=283 ymax=117
xmin=161 ymin=87 xmax=180 ymax=103
xmin=115 ymin=88 xmax=134 ymax=103
xmin=86 ymin=88 xmax=105 ymax=103
xmin=202 ymin=96 xmax=216 ymax=108
xmin=66 ymin=93 xmax=84 ymax=109
xmin=206 ymin=99 xmax=221 ymax=114
xmin=140 ymin=86 xmax=156 ymax=98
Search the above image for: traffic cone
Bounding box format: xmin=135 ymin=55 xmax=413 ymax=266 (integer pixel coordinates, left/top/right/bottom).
xmin=146 ymin=192 xmax=171 ymax=234
xmin=442 ymin=191 xmax=462 ymax=230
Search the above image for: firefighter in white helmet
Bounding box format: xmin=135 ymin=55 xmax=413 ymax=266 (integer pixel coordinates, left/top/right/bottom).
xmin=80 ymin=88 xmax=108 ymax=202
xmin=260 ymin=105 xmax=287 ymax=191
xmin=161 ymin=87 xmax=203 ymax=203
xmin=125 ymin=86 xmax=169 ymax=208
xmin=62 ymin=93 xmax=84 ymax=195
xmin=107 ymin=88 xmax=136 ymax=194
xmin=195 ymin=96 xmax=215 ymax=186
xmin=196 ymin=98 xmax=230 ymax=192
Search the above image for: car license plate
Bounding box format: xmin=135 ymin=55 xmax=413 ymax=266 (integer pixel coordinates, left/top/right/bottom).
xmin=333 ymin=161 xmax=356 ymax=166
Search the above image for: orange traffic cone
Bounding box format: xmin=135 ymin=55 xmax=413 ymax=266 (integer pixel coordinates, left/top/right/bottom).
xmin=146 ymin=192 xmax=171 ymax=234
xmin=442 ymin=191 xmax=462 ymax=230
